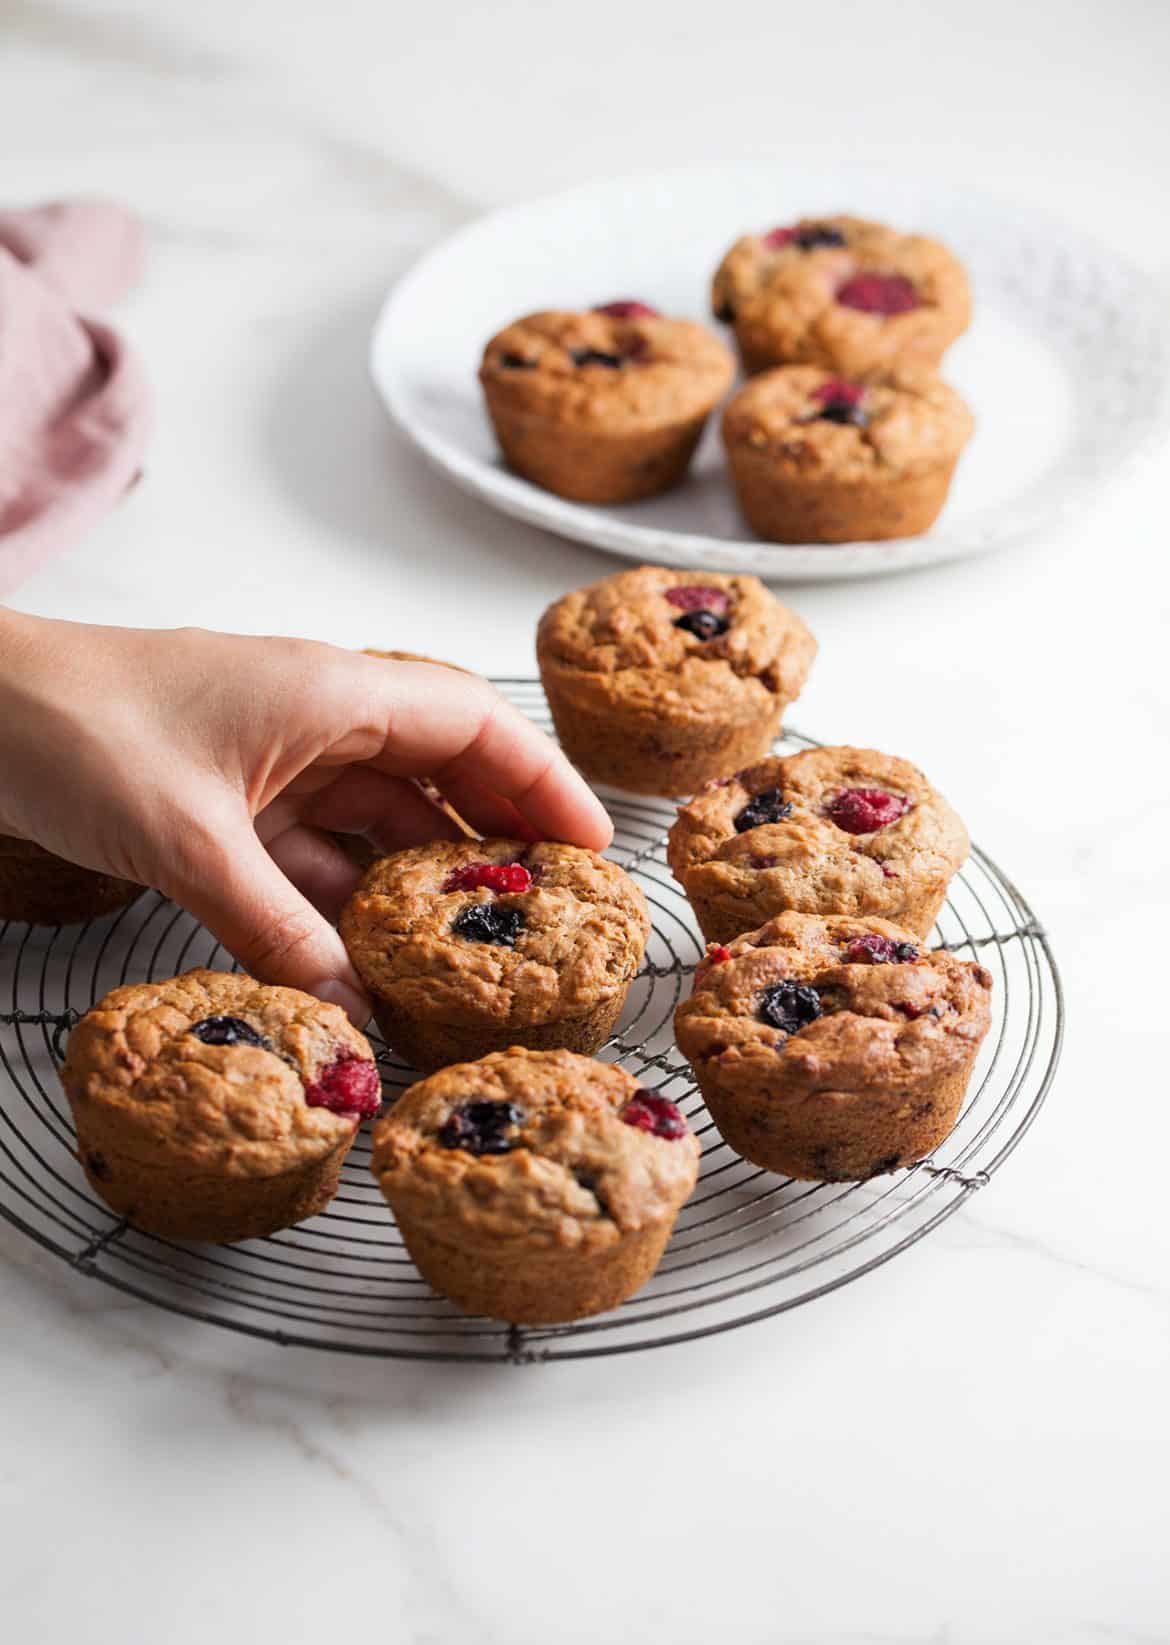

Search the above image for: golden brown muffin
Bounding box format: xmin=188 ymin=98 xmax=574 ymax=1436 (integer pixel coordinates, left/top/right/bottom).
xmin=722 ymin=364 xmax=974 ymax=543
xmin=339 ymin=839 xmax=650 ymax=1073
xmin=675 ymin=912 xmax=992 ymax=1180
xmin=667 ymin=747 xmax=968 ymax=944
xmin=371 ymin=1047 xmax=700 ymax=1323
xmin=711 ymin=215 xmax=971 ymax=378
xmin=0 ymin=835 xmax=141 ymax=926
xmin=60 ymin=968 xmax=381 ymax=1242
xmin=480 ymin=304 xmax=734 ymax=503
xmin=537 ymin=565 xmax=816 ymax=796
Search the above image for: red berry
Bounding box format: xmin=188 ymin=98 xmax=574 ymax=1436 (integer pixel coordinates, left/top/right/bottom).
xmin=836 ymin=273 xmax=919 ymax=315
xmin=443 ymin=862 xmax=533 ymax=894
xmin=763 ymin=223 xmax=845 ymax=252
xmin=593 ymin=300 xmax=659 ymax=319
xmin=842 ymin=935 xmax=919 ymax=965
xmin=826 ymin=788 xmax=910 ymax=834
xmin=664 ymin=584 xmax=730 ymax=614
xmin=708 ymin=945 xmax=732 ymax=965
xmin=812 ymin=379 xmax=864 ymax=408
xmin=621 ymin=1090 xmax=688 ymax=1140
xmin=305 ymin=1054 xmax=381 ymax=1119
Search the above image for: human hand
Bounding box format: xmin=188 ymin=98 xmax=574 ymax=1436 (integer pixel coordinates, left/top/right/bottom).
xmin=0 ymin=612 xmax=612 ymax=1021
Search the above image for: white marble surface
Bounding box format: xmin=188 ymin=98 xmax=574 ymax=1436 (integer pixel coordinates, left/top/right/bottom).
xmin=2 ymin=3 xmax=1169 ymax=1640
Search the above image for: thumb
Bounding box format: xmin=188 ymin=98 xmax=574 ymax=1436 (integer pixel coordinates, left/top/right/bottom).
xmin=159 ymin=814 xmax=371 ymax=1026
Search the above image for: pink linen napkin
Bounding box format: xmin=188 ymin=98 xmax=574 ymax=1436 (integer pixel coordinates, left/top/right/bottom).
xmin=0 ymin=199 xmax=150 ymax=596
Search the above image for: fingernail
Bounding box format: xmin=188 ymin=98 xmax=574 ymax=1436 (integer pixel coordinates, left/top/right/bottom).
xmin=312 ymin=977 xmax=372 ymax=1027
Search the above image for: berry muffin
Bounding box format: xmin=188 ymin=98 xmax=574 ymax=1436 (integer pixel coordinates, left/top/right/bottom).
xmin=722 ymin=365 xmax=974 ymax=543
xmin=675 ymin=912 xmax=992 ymax=1180
xmin=667 ymin=746 xmax=968 ymax=944
xmin=60 ymin=969 xmax=381 ymax=1242
xmin=0 ymin=835 xmax=141 ymax=926
xmin=339 ymin=839 xmax=650 ymax=1072
xmin=537 ymin=565 xmax=817 ymax=796
xmin=711 ymin=215 xmax=971 ymax=378
xmin=479 ymin=304 xmax=734 ymax=503
xmin=370 ymin=1047 xmax=700 ymax=1322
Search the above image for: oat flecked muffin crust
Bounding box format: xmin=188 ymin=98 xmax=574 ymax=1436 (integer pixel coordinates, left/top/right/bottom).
xmin=371 ymin=1047 xmax=700 ymax=1322
xmin=60 ymin=969 xmax=381 ymax=1241
xmin=722 ymin=364 xmax=974 ymax=543
xmin=340 ymin=839 xmax=650 ymax=1073
xmin=0 ymin=835 xmax=141 ymax=926
xmin=675 ymin=912 xmax=992 ymax=1180
xmin=537 ymin=565 xmax=817 ymax=796
xmin=711 ymin=214 xmax=971 ymax=378
xmin=480 ymin=307 xmax=734 ymax=502
xmin=668 ymin=746 xmax=969 ymax=944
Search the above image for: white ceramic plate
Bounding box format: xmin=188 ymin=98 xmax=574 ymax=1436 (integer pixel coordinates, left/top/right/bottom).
xmin=370 ymin=166 xmax=1170 ymax=582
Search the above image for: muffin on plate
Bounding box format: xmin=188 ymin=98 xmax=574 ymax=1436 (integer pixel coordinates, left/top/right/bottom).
xmin=674 ymin=912 xmax=992 ymax=1180
xmin=711 ymin=214 xmax=971 ymax=378
xmin=370 ymin=1046 xmax=700 ymax=1323
xmin=340 ymin=838 xmax=650 ymax=1073
xmin=479 ymin=303 xmax=734 ymax=503
xmin=536 ymin=565 xmax=816 ymax=796
xmin=0 ymin=835 xmax=141 ymax=926
xmin=722 ymin=365 xmax=974 ymax=543
xmin=60 ymin=968 xmax=381 ymax=1242
xmin=667 ymin=746 xmax=968 ymax=944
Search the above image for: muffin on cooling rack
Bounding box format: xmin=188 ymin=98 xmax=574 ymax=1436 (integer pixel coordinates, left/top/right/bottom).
xmin=536 ymin=565 xmax=816 ymax=796
xmin=60 ymin=968 xmax=381 ymax=1242
xmin=711 ymin=214 xmax=971 ymax=378
xmin=722 ymin=364 xmax=974 ymax=543
xmin=340 ymin=839 xmax=649 ymax=1073
xmin=675 ymin=912 xmax=992 ymax=1180
xmin=667 ymin=746 xmax=968 ymax=944
xmin=0 ymin=835 xmax=141 ymax=926
xmin=371 ymin=1046 xmax=700 ymax=1323
xmin=479 ymin=303 xmax=734 ymax=502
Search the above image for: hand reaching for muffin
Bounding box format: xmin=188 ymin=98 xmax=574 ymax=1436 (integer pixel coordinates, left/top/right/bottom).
xmin=0 ymin=610 xmax=611 ymax=1021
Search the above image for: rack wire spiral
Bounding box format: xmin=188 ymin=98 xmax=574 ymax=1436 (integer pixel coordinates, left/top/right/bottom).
xmin=0 ymin=682 xmax=1063 ymax=1362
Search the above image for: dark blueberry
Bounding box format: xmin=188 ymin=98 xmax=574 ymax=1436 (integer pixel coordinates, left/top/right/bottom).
xmin=793 ymin=223 xmax=846 ymax=250
xmin=570 ymin=348 xmax=624 ymax=369
xmin=758 ymin=980 xmax=823 ymax=1035
xmin=499 ymin=351 xmax=535 ymax=370
xmin=451 ymin=903 xmax=525 ymax=947
xmin=817 ymin=397 xmax=869 ymax=428
xmin=841 ymin=935 xmax=920 ymax=965
xmin=715 ymin=299 xmax=736 ymax=324
xmin=189 ymin=1015 xmax=271 ymax=1049
xmin=673 ymin=609 xmax=730 ymax=641
xmin=438 ymin=1099 xmax=524 ymax=1155
xmin=734 ymin=787 xmax=793 ymax=833
xmin=84 ymin=1150 xmax=111 ymax=1181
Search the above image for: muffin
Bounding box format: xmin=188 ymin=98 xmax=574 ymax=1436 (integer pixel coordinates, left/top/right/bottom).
xmin=722 ymin=365 xmax=974 ymax=543
xmin=479 ymin=303 xmax=734 ymax=503
xmin=711 ymin=215 xmax=971 ymax=378
xmin=675 ymin=912 xmax=992 ymax=1180
xmin=370 ymin=1047 xmax=700 ymax=1322
xmin=0 ymin=835 xmax=141 ymax=926
xmin=340 ymin=838 xmax=650 ymax=1073
xmin=537 ymin=565 xmax=817 ymax=796
xmin=59 ymin=968 xmax=381 ymax=1241
xmin=667 ymin=746 xmax=968 ymax=944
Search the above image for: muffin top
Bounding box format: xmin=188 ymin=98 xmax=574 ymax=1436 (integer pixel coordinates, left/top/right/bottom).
xmin=371 ymin=1047 xmax=700 ymax=1251
xmin=722 ymin=364 xmax=974 ymax=481
xmin=711 ymin=215 xmax=970 ymax=374
xmin=675 ymin=911 xmax=992 ymax=1096
xmin=60 ymin=968 xmax=381 ymax=1177
xmin=340 ymin=839 xmax=650 ymax=1028
xmin=667 ymin=746 xmax=968 ymax=920
xmin=480 ymin=307 xmax=735 ymax=432
xmin=536 ymin=564 xmax=817 ymax=725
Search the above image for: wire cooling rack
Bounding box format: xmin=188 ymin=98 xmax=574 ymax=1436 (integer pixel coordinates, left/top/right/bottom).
xmin=0 ymin=681 xmax=1062 ymax=1362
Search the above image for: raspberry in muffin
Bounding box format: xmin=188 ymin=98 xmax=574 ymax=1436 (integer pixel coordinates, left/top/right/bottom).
xmin=667 ymin=746 xmax=968 ymax=943
xmin=60 ymin=968 xmax=381 ymax=1241
xmin=722 ymin=365 xmax=974 ymax=543
xmin=675 ymin=912 xmax=992 ymax=1180
xmin=711 ymin=215 xmax=971 ymax=378
xmin=479 ymin=305 xmax=734 ymax=503
xmin=537 ymin=565 xmax=817 ymax=796
xmin=339 ymin=839 xmax=650 ymax=1073
xmin=370 ymin=1047 xmax=700 ymax=1322
xmin=0 ymin=835 xmax=141 ymax=926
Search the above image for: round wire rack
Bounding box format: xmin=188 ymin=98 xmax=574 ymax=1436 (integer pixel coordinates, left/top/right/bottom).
xmin=0 ymin=681 xmax=1063 ymax=1362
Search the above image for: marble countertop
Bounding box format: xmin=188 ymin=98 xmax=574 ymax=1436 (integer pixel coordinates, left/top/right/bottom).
xmin=3 ymin=2 xmax=1169 ymax=1640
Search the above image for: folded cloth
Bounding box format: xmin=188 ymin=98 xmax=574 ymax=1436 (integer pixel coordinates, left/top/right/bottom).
xmin=0 ymin=199 xmax=150 ymax=596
